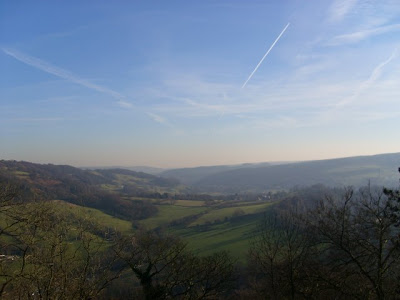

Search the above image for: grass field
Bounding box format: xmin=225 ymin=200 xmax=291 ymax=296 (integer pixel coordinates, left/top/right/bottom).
xmin=48 ymin=199 xmax=274 ymax=261
xmin=139 ymin=205 xmax=207 ymax=228
xmin=172 ymin=214 xmax=265 ymax=261
xmin=189 ymin=202 xmax=273 ymax=226
xmin=49 ymin=199 xmax=275 ymax=261
xmin=53 ymin=200 xmax=133 ymax=234
xmin=174 ymin=200 xmax=205 ymax=207
xmin=100 ymin=183 xmax=119 ymax=191
xmin=134 ymin=200 xmax=275 ymax=260
xmin=12 ymin=170 xmax=30 ymax=179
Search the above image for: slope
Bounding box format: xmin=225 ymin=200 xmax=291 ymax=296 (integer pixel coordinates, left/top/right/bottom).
xmin=190 ymin=153 xmax=400 ymax=193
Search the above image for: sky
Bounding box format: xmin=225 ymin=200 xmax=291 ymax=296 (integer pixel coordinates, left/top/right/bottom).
xmin=1 ymin=0 xmax=400 ymax=168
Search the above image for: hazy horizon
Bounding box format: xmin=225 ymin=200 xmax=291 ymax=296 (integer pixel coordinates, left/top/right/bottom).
xmin=2 ymin=1 xmax=400 ymax=168
xmin=2 ymin=151 xmax=398 ymax=170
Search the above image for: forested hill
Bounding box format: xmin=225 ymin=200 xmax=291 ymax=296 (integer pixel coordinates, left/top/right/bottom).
xmin=162 ymin=153 xmax=400 ymax=193
xmin=0 ymin=160 xmax=183 ymax=220
xmin=160 ymin=162 xmax=271 ymax=185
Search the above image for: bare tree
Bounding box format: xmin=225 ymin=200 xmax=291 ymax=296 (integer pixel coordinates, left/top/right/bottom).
xmin=165 ymin=250 xmax=235 ymax=299
xmin=384 ymin=167 xmax=400 ymax=226
xmin=114 ymin=229 xmax=235 ymax=299
xmin=114 ymin=229 xmax=187 ymax=299
xmin=248 ymin=210 xmax=317 ymax=300
xmin=306 ymin=186 xmax=400 ymax=299
xmin=247 ymin=184 xmax=400 ymax=299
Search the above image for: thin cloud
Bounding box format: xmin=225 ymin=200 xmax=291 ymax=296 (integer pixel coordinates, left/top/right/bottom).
xmin=11 ymin=117 xmax=64 ymax=122
xmin=337 ymin=48 xmax=398 ymax=107
xmin=183 ymin=98 xmax=227 ymax=115
xmin=366 ymin=49 xmax=398 ymax=83
xmin=2 ymin=47 xmax=126 ymax=101
xmin=117 ymin=100 xmax=134 ymax=108
xmin=148 ymin=76 xmax=349 ymax=118
xmin=147 ymin=112 xmax=171 ymax=127
xmin=328 ymin=0 xmax=358 ymax=22
xmin=142 ymin=65 xmax=400 ymax=131
xmin=329 ymin=23 xmax=400 ymax=45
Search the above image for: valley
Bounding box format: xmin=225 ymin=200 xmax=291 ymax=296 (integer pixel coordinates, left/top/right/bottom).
xmin=1 ymin=154 xmax=399 ymax=298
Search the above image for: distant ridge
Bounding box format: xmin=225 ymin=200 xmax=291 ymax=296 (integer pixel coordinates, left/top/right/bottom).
xmin=0 ymin=160 xmax=181 ymax=199
xmin=160 ymin=162 xmax=271 ymax=185
xmin=162 ymin=153 xmax=400 ymax=193
xmin=82 ymin=165 xmax=166 ymax=175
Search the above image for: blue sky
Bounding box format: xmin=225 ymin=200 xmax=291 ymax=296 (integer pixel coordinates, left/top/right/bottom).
xmin=1 ymin=1 xmax=400 ymax=168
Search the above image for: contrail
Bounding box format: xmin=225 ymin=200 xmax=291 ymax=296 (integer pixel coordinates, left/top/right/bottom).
xmin=2 ymin=47 xmax=126 ymax=101
xmin=242 ymin=22 xmax=290 ymax=88
xmin=336 ymin=47 xmax=398 ymax=107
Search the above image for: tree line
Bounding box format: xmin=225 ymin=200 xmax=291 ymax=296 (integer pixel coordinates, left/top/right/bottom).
xmin=244 ymin=184 xmax=400 ymax=299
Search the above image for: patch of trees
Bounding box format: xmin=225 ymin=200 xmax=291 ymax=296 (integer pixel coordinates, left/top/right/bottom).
xmin=95 ymin=168 xmax=181 ymax=188
xmin=114 ymin=230 xmax=235 ymax=299
xmin=244 ymin=184 xmax=400 ymax=299
xmin=119 ymin=189 xmax=284 ymax=206
xmin=120 ymin=189 xmax=217 ymax=202
xmin=72 ymin=192 xmax=158 ymax=221
xmin=0 ymin=160 xmax=108 ymax=186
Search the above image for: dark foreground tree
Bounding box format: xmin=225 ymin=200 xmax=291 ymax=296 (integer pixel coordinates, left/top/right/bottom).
xmin=247 ymin=184 xmax=400 ymax=300
xmin=305 ymin=186 xmax=400 ymax=299
xmin=165 ymin=250 xmax=235 ymax=299
xmin=114 ymin=229 xmax=236 ymax=299
xmin=246 ymin=210 xmax=318 ymax=300
xmin=384 ymin=167 xmax=400 ymax=226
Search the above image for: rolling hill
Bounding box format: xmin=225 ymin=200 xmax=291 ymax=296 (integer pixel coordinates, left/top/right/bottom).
xmin=160 ymin=162 xmax=271 ymax=185
xmin=162 ymin=153 xmax=400 ymax=193
xmin=0 ymin=160 xmax=184 ymax=220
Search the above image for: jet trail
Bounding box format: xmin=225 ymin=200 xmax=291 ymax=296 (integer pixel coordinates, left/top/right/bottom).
xmin=2 ymin=47 xmax=126 ymax=100
xmin=242 ymin=22 xmax=290 ymax=88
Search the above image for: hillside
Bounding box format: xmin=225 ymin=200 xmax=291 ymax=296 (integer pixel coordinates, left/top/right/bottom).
xmin=0 ymin=160 xmax=182 ymax=194
xmin=161 ymin=162 xmax=271 ymax=185
xmin=83 ymin=165 xmax=166 ymax=175
xmin=0 ymin=160 xmax=184 ymax=220
xmin=163 ymin=153 xmax=400 ymax=193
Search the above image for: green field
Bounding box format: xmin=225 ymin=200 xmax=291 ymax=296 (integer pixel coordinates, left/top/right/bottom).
xmin=131 ymin=200 xmax=276 ymax=260
xmin=1 ymin=201 xmax=128 ymax=255
xmin=189 ymin=202 xmax=273 ymax=226
xmin=12 ymin=170 xmax=29 ymax=176
xmin=172 ymin=215 xmax=264 ymax=261
xmin=53 ymin=199 xmax=274 ymax=260
xmin=12 ymin=170 xmax=30 ymax=179
xmin=100 ymin=183 xmax=119 ymax=191
xmin=53 ymin=200 xmax=133 ymax=234
xmin=174 ymin=200 xmax=205 ymax=207
xmin=48 ymin=199 xmax=274 ymax=261
xmin=139 ymin=205 xmax=207 ymax=228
